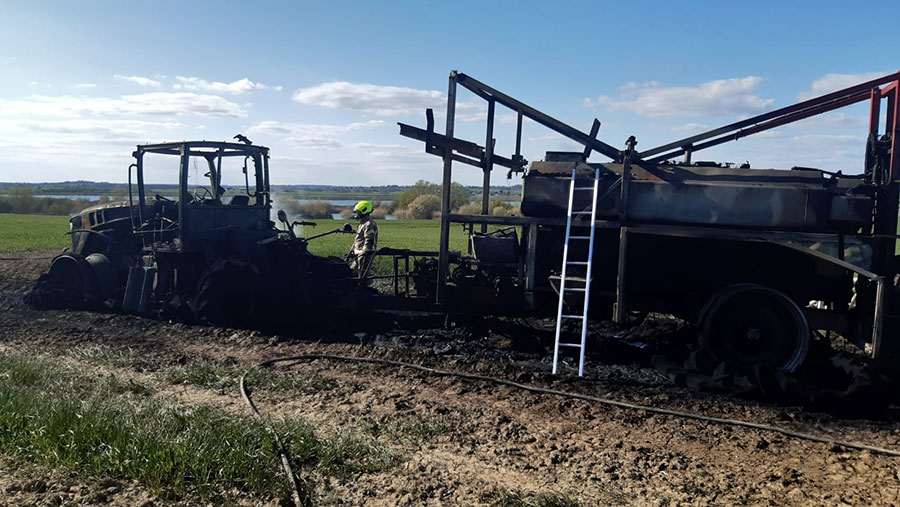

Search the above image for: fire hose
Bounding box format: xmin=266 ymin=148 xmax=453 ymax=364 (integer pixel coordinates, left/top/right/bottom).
xmin=241 ymin=353 xmax=900 ymax=503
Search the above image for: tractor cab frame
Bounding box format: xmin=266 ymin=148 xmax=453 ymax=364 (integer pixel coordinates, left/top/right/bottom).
xmin=128 ymin=141 xmax=274 ymax=258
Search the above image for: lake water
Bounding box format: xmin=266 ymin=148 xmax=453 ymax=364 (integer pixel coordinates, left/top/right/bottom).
xmin=330 ymin=213 xmax=397 ymax=220
xmin=299 ymin=199 xmax=392 ymax=206
xmin=32 ymin=194 xmax=103 ymax=200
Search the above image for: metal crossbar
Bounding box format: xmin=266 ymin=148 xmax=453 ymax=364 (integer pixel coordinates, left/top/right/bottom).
xmin=552 ymin=167 xmax=600 ymax=376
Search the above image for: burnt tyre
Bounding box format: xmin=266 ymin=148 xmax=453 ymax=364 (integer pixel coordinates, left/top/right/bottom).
xmin=25 ymin=254 xmax=93 ymax=309
xmin=700 ymin=284 xmax=809 ymax=373
xmin=194 ymin=259 xmax=260 ymax=328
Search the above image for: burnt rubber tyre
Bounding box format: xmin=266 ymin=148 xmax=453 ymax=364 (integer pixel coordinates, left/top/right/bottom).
xmin=700 ymin=284 xmax=809 ymax=373
xmin=25 ymin=254 xmax=92 ymax=309
xmin=194 ymin=259 xmax=260 ymax=328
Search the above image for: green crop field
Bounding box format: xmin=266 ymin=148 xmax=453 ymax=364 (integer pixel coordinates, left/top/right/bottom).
xmin=300 ymin=219 xmax=467 ymax=259
xmin=0 ymin=214 xmax=71 ymax=252
xmin=0 ymin=214 xmax=469 ymax=255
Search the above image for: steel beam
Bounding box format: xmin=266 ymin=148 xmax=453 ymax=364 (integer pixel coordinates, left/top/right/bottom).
xmin=436 ymin=71 xmax=457 ymax=304
xmin=398 ymin=123 xmax=523 ymax=170
xmin=891 ymin=83 xmax=900 ymax=182
xmin=582 ymin=119 xmax=601 ymax=160
xmin=524 ymin=223 xmax=538 ymax=310
xmin=869 ymin=88 xmax=882 ymax=136
xmin=646 ymin=91 xmax=872 ymax=163
xmin=640 ymin=70 xmax=900 ymax=160
xmin=482 ymin=99 xmax=496 ymax=232
xmin=613 ymin=226 xmax=629 ymax=324
xmin=455 ymin=73 xmax=621 ymax=160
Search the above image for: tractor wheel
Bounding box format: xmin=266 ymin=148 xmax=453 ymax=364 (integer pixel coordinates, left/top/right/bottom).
xmin=194 ymin=259 xmax=260 ymax=328
xmin=24 ymin=254 xmax=92 ymax=309
xmin=699 ymin=284 xmax=809 ymax=373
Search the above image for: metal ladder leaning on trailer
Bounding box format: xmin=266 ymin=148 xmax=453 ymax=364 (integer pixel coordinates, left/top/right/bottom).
xmin=552 ymin=167 xmax=601 ymax=376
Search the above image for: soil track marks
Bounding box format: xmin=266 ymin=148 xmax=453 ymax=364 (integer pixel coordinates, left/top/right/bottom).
xmin=2 ymin=251 xmax=900 ymax=505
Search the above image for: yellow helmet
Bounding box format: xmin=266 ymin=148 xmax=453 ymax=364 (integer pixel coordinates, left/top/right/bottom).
xmin=352 ymin=200 xmax=374 ymax=218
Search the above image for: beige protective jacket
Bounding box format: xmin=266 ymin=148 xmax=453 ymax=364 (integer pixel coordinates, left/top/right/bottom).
xmin=352 ymin=218 xmax=378 ymax=256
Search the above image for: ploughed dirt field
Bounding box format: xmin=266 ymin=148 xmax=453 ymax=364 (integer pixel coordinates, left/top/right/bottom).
xmin=2 ymin=251 xmax=900 ymax=506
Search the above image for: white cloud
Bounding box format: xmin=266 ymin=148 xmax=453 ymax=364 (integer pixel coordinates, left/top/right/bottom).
xmin=247 ymin=119 xmax=385 ymax=148
xmin=594 ymin=77 xmax=774 ymax=117
xmin=12 ymin=119 xmax=183 ymax=138
xmin=173 ymin=76 xmax=282 ymax=94
xmin=725 ymin=133 xmax=865 ymax=173
xmin=797 ymin=72 xmax=886 ymax=100
xmin=526 ymin=133 xmax=567 ymax=142
xmin=0 ymin=93 xmax=247 ymax=118
xmin=293 ymin=81 xmax=447 ymax=116
xmin=788 ymin=133 xmax=862 ymax=147
xmin=583 ymin=97 xmax=596 ymax=108
xmin=787 ymin=111 xmax=868 ymax=130
xmin=114 ymin=74 xmax=162 ymax=87
xmin=671 ymin=122 xmax=711 ymax=132
xmin=73 ymin=83 xmax=97 ymax=89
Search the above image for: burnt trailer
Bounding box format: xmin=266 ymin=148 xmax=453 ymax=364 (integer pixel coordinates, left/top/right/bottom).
xmin=399 ymin=70 xmax=900 ymax=374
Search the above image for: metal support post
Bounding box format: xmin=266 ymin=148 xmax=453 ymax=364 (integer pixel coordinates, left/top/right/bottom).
xmin=393 ymin=257 xmax=399 ymax=297
xmin=869 ymin=88 xmax=882 ymax=136
xmin=890 ymin=83 xmax=900 ymax=182
xmin=524 ymin=223 xmax=538 ymax=310
xmin=614 ymin=227 xmax=629 ymax=323
xmin=614 ymin=136 xmax=636 ymax=323
xmin=482 ymin=99 xmax=495 ymax=232
xmin=436 ymin=71 xmax=458 ymax=304
xmin=872 ymin=277 xmax=885 ymax=359
xmin=514 ymin=110 xmax=523 ymax=160
xmin=619 ymin=136 xmax=636 ymax=223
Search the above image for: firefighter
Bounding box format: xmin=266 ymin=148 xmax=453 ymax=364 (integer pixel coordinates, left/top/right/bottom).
xmin=348 ymin=200 xmax=378 ymax=278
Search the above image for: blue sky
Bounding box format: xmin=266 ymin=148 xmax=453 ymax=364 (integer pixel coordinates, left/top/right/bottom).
xmin=1 ymin=0 xmax=898 ymax=186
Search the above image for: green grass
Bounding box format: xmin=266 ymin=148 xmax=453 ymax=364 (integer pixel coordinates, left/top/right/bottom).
xmin=299 ymin=218 xmax=470 ymax=278
xmin=0 ymin=214 xmax=466 ymax=257
xmin=64 ymin=345 xmax=146 ymax=368
xmin=299 ymin=218 xmax=467 ymax=259
xmin=0 ymin=213 xmax=70 ymax=252
xmin=0 ymin=351 xmax=398 ymax=501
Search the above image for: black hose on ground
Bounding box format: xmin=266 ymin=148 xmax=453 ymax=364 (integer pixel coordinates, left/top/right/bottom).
xmin=241 ymin=353 xmax=900 ymax=501
xmin=239 ymin=367 xmax=306 ymax=506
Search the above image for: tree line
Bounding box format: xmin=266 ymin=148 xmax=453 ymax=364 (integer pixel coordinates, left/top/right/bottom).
xmin=0 ymin=187 xmax=126 ymax=215
xmin=281 ymin=180 xmax=521 ymax=220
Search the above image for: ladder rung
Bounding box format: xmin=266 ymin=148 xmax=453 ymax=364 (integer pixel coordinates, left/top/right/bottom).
xmin=569 ymin=235 xmax=591 ymax=239
xmin=567 ymin=261 xmax=589 ymax=265
xmin=560 ymin=314 xmax=584 ymax=319
xmin=557 ymin=343 xmax=583 ymax=348
xmin=564 ymin=287 xmax=586 ymax=292
xmin=571 ymin=211 xmax=593 ymax=215
xmin=573 ymin=187 xmax=594 ymax=191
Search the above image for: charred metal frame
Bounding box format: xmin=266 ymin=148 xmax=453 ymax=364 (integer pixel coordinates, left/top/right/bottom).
xmin=400 ymin=70 xmax=900 ymax=357
xmin=399 ymin=72 xmax=623 ymax=303
xmin=129 ymin=141 xmax=271 ymax=250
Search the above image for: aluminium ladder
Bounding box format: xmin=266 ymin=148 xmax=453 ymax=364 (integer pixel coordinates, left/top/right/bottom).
xmin=552 ymin=167 xmax=600 ymax=376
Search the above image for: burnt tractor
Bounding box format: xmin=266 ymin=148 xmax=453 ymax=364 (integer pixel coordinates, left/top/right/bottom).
xmin=26 ymin=140 xmax=354 ymax=327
